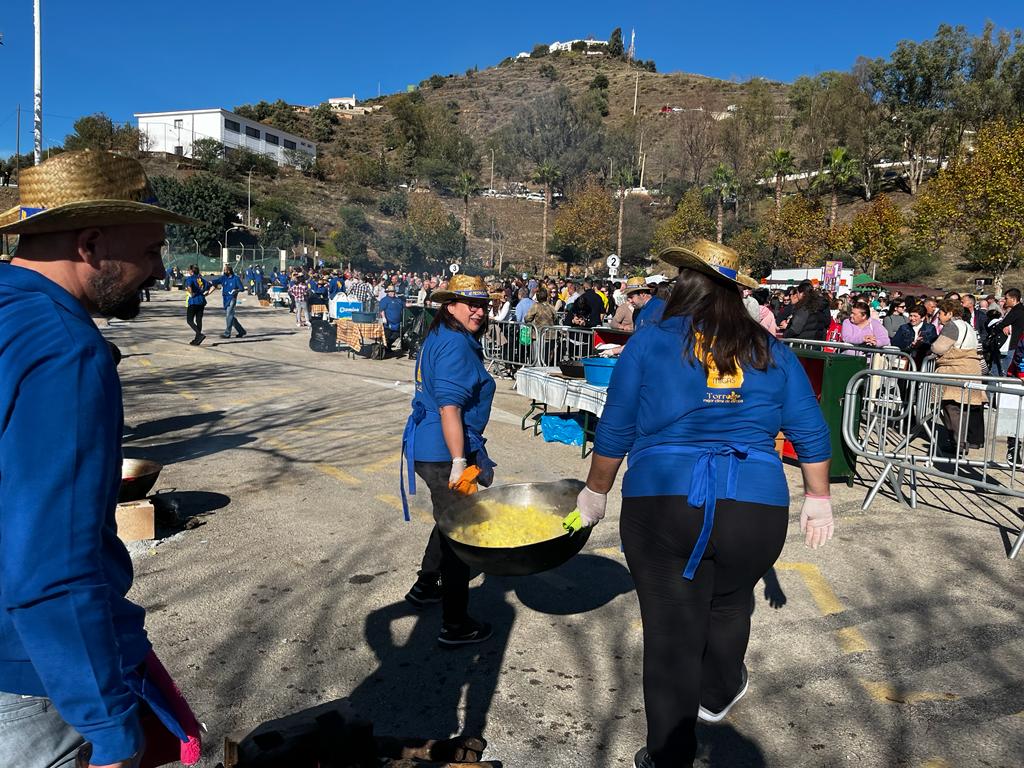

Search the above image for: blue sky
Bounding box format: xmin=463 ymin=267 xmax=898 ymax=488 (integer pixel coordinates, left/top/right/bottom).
xmin=0 ymin=1 xmax=1021 ymax=157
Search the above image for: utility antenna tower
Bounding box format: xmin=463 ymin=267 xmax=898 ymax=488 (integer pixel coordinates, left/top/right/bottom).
xmin=627 ymin=28 xmax=635 ymax=61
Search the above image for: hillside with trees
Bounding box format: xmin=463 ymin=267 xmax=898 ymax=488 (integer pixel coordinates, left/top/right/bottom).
xmin=5 ymin=23 xmax=1024 ymax=290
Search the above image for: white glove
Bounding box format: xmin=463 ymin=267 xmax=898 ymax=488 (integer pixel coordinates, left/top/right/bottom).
xmin=448 ymin=457 xmax=468 ymax=486
xmin=576 ymin=486 xmax=607 ymax=527
xmin=800 ymin=495 xmax=834 ymax=549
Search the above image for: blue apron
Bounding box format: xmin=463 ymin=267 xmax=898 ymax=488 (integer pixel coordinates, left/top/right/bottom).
xmin=627 ymin=443 xmax=782 ymax=580
xmin=399 ymin=359 xmax=497 ymax=522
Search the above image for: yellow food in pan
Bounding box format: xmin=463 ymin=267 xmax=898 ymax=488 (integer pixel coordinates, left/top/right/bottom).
xmin=448 ymin=502 xmax=566 ymax=548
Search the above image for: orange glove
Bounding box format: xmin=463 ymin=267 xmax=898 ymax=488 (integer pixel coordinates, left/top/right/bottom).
xmin=449 ymin=464 xmax=482 ymax=495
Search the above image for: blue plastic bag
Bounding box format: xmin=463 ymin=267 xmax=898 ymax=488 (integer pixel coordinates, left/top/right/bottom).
xmin=540 ymin=413 xmax=586 ymax=446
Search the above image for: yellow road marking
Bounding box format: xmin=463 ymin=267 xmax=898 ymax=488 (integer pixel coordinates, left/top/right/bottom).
xmin=859 ymin=680 xmax=958 ymax=705
xmin=835 ymin=626 xmax=870 ymax=654
xmin=594 ymin=546 xmax=625 ymax=559
xmin=198 ymin=403 xmax=215 ymax=413
xmin=315 ymin=463 xmax=360 ymax=486
xmin=360 ymin=452 xmax=402 ymax=473
xmin=921 ymin=759 xmax=955 ymax=768
xmin=376 ymin=493 xmax=431 ymax=523
xmin=775 ymin=561 xmax=845 ymax=615
xmin=139 ymin=359 xmax=154 ymax=367
xmin=264 ymin=437 xmax=292 ymax=452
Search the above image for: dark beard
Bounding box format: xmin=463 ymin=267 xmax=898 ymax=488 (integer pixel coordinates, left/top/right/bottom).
xmin=91 ymin=267 xmax=143 ymax=320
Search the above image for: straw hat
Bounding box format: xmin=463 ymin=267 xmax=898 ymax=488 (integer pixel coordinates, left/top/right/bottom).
xmin=623 ymin=275 xmax=654 ymax=295
xmin=430 ymin=274 xmax=491 ymax=303
xmin=0 ymin=150 xmax=197 ymax=235
xmin=657 ymin=239 xmax=753 ymax=289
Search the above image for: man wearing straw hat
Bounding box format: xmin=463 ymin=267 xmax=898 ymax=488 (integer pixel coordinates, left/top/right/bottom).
xmin=0 ymin=151 xmax=203 ymax=768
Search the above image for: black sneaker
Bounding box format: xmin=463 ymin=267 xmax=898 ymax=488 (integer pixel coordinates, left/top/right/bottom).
xmin=698 ymin=665 xmax=749 ymax=723
xmin=634 ymin=747 xmax=655 ymax=768
xmin=438 ymin=619 xmax=492 ymax=648
xmin=405 ymin=575 xmax=442 ymax=609
xmin=237 ymin=332 xmax=247 ymax=339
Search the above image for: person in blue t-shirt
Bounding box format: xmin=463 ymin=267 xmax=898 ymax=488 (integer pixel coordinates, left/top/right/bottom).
xmin=400 ymin=274 xmax=496 ymax=648
xmin=379 ymin=285 xmax=405 ymax=353
xmin=183 ymin=264 xmax=211 ymax=345
xmin=571 ymin=239 xmax=834 ymax=768
xmin=328 ymin=272 xmax=345 ymax=299
xmin=211 ymin=265 xmax=247 ymax=339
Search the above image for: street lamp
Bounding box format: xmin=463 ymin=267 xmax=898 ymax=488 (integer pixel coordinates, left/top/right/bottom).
xmin=224 ymin=225 xmax=243 ymax=268
xmin=246 ymin=167 xmax=254 ymax=227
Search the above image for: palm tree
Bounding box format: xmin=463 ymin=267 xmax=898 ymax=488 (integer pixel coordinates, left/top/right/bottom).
xmin=454 ymin=171 xmax=476 ymax=239
xmin=765 ymin=148 xmax=796 ymax=213
xmin=532 ymin=162 xmax=561 ymax=260
xmin=702 ymin=163 xmax=738 ymax=244
xmin=814 ymin=147 xmax=858 ymax=228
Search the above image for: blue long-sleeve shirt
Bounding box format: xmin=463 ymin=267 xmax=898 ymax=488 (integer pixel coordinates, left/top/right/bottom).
xmin=411 ymin=324 xmax=495 ymax=462
xmin=212 ymin=273 xmax=245 ymax=307
xmin=633 ymin=295 xmax=665 ymax=329
xmin=594 ymin=315 xmax=830 ymax=505
xmin=0 ymin=264 xmax=149 ymax=764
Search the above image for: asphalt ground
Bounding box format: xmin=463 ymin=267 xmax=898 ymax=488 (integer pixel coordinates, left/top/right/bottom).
xmin=103 ymin=290 xmax=1024 ymax=768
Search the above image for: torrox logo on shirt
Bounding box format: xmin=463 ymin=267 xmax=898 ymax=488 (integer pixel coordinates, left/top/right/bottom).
xmin=694 ymin=331 xmax=745 ymax=403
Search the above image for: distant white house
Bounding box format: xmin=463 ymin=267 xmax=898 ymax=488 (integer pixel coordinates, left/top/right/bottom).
xmin=548 ymin=38 xmax=604 ymax=53
xmin=134 ymin=108 xmax=316 ymax=167
xmin=328 ymin=96 xmax=357 ymax=110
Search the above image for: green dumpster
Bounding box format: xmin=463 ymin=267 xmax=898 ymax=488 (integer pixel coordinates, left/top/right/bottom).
xmin=783 ymin=349 xmax=866 ymax=484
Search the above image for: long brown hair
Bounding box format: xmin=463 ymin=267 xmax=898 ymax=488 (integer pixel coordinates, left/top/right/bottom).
xmin=662 ymin=269 xmax=773 ymax=376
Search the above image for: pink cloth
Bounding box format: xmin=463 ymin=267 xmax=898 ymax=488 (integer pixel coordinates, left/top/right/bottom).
xmin=840 ymin=318 xmax=890 ymax=351
xmin=757 ymin=305 xmax=777 ymax=335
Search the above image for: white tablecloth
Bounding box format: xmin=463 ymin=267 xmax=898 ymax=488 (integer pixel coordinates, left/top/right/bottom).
xmin=515 ymin=367 xmax=608 ymax=417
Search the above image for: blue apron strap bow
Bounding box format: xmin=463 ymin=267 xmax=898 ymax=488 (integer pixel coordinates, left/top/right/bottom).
xmin=682 ymin=445 xmax=749 ymax=580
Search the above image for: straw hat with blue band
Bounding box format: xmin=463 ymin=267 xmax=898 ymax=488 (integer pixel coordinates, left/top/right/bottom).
xmin=657 ymin=238 xmax=755 ymax=289
xmin=429 ymin=274 xmax=492 ymax=304
xmin=0 ymin=150 xmax=198 ymax=235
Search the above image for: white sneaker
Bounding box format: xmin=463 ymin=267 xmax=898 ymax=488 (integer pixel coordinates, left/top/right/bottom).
xmin=698 ymin=665 xmax=748 ymax=723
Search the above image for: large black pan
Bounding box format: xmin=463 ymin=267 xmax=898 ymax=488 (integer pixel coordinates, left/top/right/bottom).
xmin=438 ymin=479 xmax=590 ymax=576
xmin=119 ymin=459 xmax=163 ymax=502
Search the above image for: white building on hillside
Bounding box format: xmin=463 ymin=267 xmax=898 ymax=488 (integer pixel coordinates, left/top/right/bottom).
xmin=328 ymin=96 xmax=357 ymax=110
xmin=134 ymin=108 xmax=316 ymax=167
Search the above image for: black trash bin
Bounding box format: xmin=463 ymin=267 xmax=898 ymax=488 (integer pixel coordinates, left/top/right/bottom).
xmin=309 ymin=318 xmax=338 ymax=353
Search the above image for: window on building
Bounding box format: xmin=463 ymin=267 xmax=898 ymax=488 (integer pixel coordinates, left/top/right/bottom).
xmin=284 ymin=139 xmax=297 ymax=150
xmin=245 ymin=126 xmax=260 ymax=139
xmin=173 ymin=119 xmax=183 ymax=129
xmin=265 ymin=133 xmax=279 ymax=145
xmin=225 ymin=119 xmax=240 ymax=132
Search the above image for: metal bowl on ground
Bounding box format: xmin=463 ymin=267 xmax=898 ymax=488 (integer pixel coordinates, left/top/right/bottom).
xmin=119 ymin=459 xmax=163 ymax=502
xmin=437 ymin=479 xmax=589 ymax=576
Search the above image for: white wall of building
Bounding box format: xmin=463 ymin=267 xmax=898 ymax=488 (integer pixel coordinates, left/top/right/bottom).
xmin=135 ymin=109 xmax=316 ymax=167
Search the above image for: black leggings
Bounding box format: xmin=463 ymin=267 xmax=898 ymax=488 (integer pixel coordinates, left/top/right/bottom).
xmin=186 ymin=304 xmax=204 ymax=339
xmin=415 ymin=460 xmax=472 ymax=627
xmin=621 ymin=496 xmax=789 ymax=768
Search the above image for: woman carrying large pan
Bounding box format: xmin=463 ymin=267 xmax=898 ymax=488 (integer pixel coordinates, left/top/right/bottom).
xmin=400 ymin=274 xmax=497 ymax=648
xmin=573 ymin=240 xmax=835 ymax=768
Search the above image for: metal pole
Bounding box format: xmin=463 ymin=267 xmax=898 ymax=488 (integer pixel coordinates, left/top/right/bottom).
xmin=15 ymin=105 xmax=20 ymax=180
xmin=33 ymin=0 xmax=42 ymax=165
xmin=489 ymin=149 xmax=495 ymax=192
xmin=247 ymin=168 xmax=252 ymax=227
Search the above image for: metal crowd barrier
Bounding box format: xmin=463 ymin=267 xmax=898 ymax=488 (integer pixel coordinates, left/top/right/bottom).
xmin=482 ymin=320 xmax=540 ymax=375
xmin=538 ymin=325 xmax=597 ymax=366
xmin=841 ymin=368 xmax=1024 ymax=560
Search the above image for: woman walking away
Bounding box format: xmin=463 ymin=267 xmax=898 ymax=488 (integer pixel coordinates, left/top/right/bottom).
xmin=183 ymin=265 xmax=209 ymax=345
xmin=570 ymin=239 xmax=834 ymax=768
xmin=401 ymin=274 xmax=497 ymax=647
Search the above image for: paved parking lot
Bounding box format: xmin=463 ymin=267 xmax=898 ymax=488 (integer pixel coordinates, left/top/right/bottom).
xmin=107 ymin=292 xmax=1023 ymax=767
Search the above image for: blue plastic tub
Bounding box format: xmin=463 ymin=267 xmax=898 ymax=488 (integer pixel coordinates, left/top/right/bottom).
xmin=581 ymin=356 xmax=617 ymax=387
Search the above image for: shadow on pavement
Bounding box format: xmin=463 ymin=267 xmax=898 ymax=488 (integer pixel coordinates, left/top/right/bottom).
xmin=125 ymin=410 xmax=226 ymax=440
xmin=695 ymin=723 xmax=767 ymax=767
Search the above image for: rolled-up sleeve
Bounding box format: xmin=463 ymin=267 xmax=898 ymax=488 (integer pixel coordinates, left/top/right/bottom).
xmin=778 ymin=347 xmax=832 ymax=463
xmin=0 ymin=345 xmax=142 ymax=764
xmin=594 ymin=340 xmax=643 ymax=458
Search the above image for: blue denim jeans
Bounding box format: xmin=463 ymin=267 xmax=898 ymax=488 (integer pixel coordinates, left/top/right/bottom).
xmin=0 ymin=691 xmax=85 ymax=768
xmin=224 ymin=298 xmax=246 ymax=337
